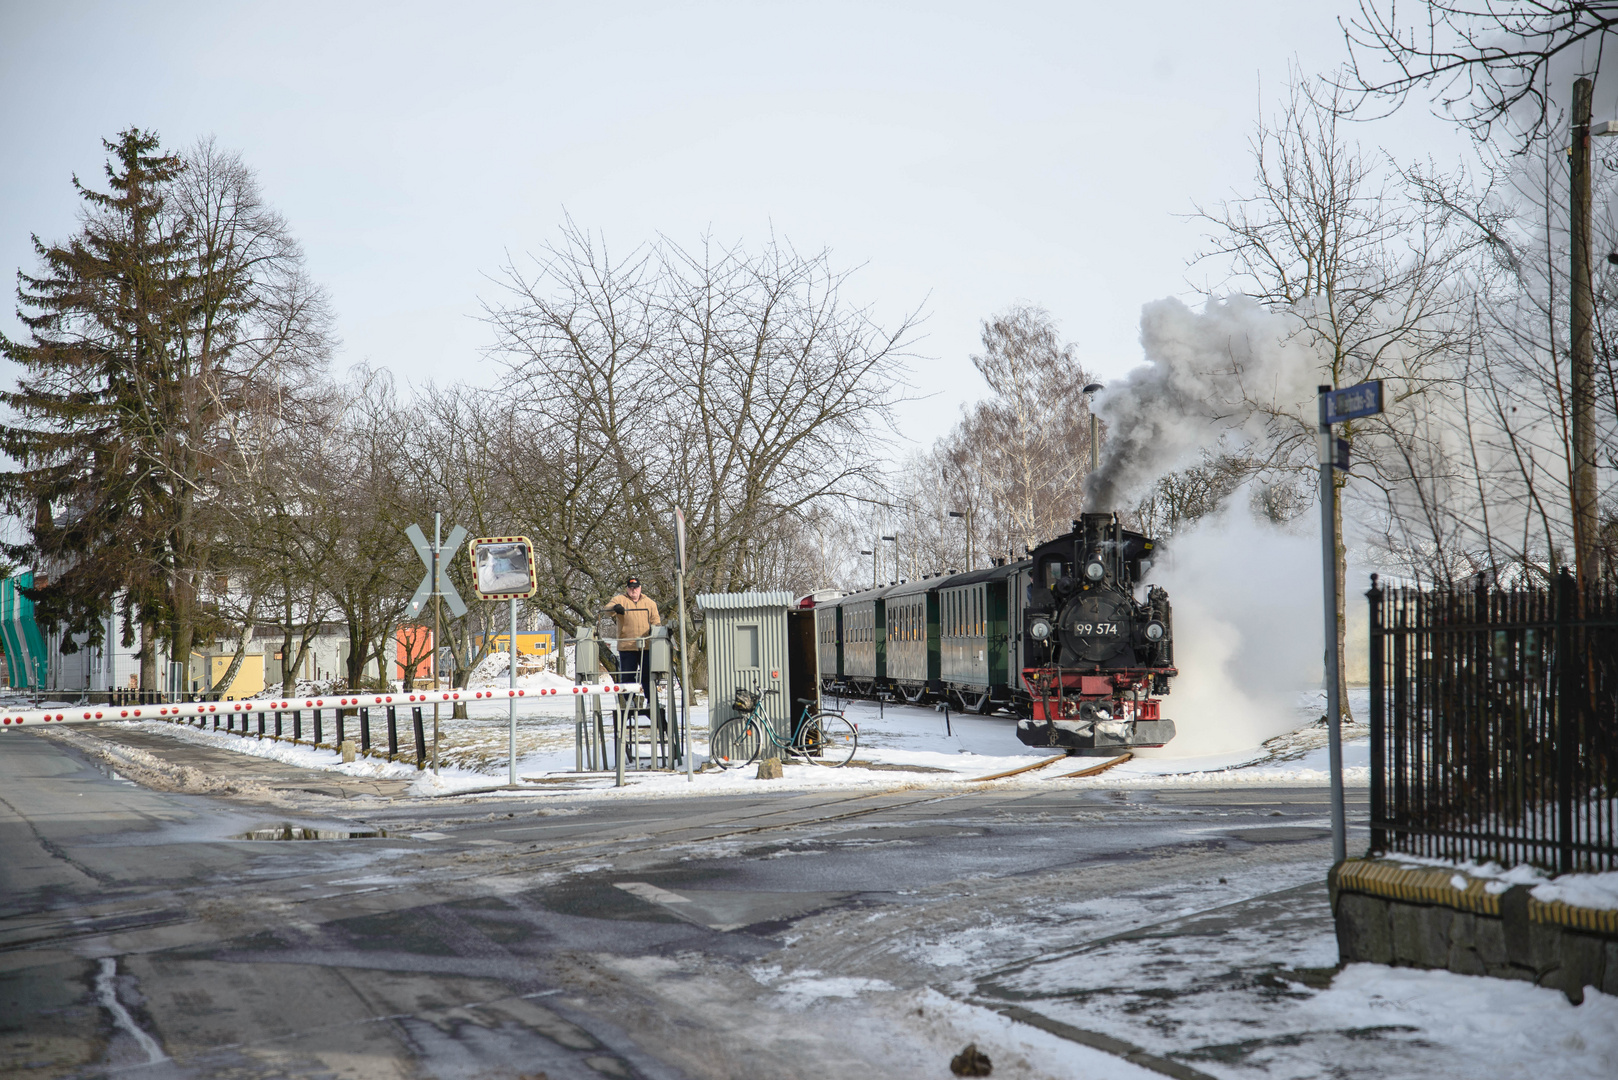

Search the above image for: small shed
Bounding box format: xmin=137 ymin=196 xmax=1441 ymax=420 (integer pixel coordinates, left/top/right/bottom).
xmin=697 ymin=591 xmax=814 ymax=744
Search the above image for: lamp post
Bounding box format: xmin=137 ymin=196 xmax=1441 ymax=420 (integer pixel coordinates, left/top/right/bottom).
xmin=1083 ymin=382 xmax=1104 ymax=475
xmin=947 ymin=510 xmax=973 ymax=570
xmin=859 ymin=549 xmax=877 ymax=588
xmin=881 ymin=534 xmax=898 ymax=582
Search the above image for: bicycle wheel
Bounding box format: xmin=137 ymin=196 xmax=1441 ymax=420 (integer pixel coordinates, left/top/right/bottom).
xmin=710 ymin=716 xmax=764 ymax=769
xmin=797 ymin=712 xmax=858 ymax=767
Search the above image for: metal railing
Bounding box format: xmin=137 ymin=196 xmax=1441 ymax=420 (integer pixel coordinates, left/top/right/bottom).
xmin=1368 ymin=572 xmax=1618 ymax=873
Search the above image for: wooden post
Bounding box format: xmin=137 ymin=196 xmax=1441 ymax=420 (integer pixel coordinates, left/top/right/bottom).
xmin=1570 ymin=78 xmax=1599 ymax=589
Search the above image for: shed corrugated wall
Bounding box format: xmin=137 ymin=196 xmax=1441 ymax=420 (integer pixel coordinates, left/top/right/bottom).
xmin=697 ymin=592 xmax=793 ymax=747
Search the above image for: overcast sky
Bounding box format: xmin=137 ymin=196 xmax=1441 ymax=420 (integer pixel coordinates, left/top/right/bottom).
xmin=0 ymin=1 xmax=1473 ymax=449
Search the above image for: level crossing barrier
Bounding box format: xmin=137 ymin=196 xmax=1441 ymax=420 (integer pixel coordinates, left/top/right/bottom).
xmin=0 ymin=685 xmax=640 ymax=773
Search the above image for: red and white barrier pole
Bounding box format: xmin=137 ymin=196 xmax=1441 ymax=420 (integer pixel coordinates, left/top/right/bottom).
xmin=0 ymin=685 xmax=633 ymax=730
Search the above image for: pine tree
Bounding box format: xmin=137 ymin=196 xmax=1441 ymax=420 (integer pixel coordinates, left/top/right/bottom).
xmin=3 ymin=131 xmax=335 ymax=691
xmin=0 ymin=129 xmax=191 ymax=679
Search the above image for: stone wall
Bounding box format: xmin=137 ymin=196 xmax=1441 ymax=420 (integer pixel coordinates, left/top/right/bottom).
xmin=1331 ymin=858 xmax=1618 ymax=1004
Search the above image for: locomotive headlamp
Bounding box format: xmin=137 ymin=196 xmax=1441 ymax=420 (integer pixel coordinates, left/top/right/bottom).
xmin=1029 ymin=618 xmax=1053 ymax=641
xmin=1144 ymin=620 xmax=1166 ymax=642
xmin=1084 ymin=559 xmax=1106 ymax=582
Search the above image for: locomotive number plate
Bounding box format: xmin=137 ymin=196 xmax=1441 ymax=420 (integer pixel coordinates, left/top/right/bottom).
xmin=1070 ymin=623 xmax=1119 ymax=636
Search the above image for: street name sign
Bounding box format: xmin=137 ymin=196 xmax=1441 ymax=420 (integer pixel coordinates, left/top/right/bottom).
xmin=1322 ymin=381 xmax=1384 ymax=425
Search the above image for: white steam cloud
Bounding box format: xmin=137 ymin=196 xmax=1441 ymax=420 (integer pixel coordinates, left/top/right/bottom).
xmin=1086 ymin=295 xmax=1331 ymax=757
xmin=1085 ymin=295 xmax=1321 ymax=510
xmin=1137 ymin=503 xmax=1322 ymax=758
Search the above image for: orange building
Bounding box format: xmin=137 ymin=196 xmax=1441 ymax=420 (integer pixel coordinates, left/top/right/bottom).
xmin=396 ymin=626 xmax=434 ymax=682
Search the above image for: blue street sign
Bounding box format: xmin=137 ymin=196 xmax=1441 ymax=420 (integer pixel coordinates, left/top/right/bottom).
xmin=1322 ymin=381 xmax=1383 ymax=425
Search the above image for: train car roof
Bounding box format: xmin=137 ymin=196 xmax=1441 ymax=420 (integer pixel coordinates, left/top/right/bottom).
xmin=935 ymin=559 xmax=1032 ymax=590
xmin=836 ymin=582 xmax=902 ymax=606
xmin=882 ymin=576 xmax=944 ymax=600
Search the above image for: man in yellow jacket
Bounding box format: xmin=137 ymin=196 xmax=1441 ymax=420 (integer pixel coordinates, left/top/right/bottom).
xmin=608 ymin=575 xmax=661 ymax=703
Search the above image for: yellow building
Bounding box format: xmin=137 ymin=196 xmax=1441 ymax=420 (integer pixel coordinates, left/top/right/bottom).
xmin=478 ymin=631 xmax=555 ymax=658
xmin=209 ymin=653 xmax=266 ymax=698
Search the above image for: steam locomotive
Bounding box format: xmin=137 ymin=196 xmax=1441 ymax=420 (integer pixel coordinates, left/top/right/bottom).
xmin=813 ymin=512 xmax=1177 ymax=751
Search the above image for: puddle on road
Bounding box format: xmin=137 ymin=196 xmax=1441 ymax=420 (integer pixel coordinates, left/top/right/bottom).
xmin=234 ymin=824 xmax=388 ymax=841
xmin=1225 ymin=827 xmax=1331 ymax=843
xmin=91 ymin=760 xmax=137 ymax=786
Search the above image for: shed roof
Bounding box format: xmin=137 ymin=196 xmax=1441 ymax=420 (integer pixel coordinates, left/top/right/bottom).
xmin=695 ymin=590 xmax=797 ymax=611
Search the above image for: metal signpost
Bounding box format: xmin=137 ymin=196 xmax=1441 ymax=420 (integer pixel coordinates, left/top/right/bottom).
xmin=675 ymin=508 xmax=693 ymax=782
xmin=406 ymin=519 xmax=467 ymax=773
xmin=1318 ymin=380 xmax=1382 ymax=864
xmin=468 ymin=536 xmax=538 ymax=787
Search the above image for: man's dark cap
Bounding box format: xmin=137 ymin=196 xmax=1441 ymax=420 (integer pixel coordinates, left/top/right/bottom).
xmin=626 ymin=575 xmax=640 ymax=587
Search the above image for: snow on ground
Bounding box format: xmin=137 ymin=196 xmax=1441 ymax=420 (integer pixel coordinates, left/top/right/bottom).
xmin=29 ymin=680 xmax=1377 ymax=799
xmin=1301 ymin=966 xmax=1618 ymax=1079
xmin=976 ymin=868 xmax=1618 ymax=1080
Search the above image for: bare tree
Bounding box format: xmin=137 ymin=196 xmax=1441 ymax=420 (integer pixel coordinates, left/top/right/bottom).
xmin=315 ymin=367 xmax=420 ymax=689
xmin=1397 ymin=148 xmax=1618 ymax=582
xmin=158 ymin=137 xmax=333 ymax=688
xmin=482 ymin=224 xmax=918 ymax=642
xmin=1341 ymin=1 xmax=1617 ymax=146
xmin=938 ymin=306 xmax=1099 ymax=555
xmin=1188 ymin=77 xmax=1483 ymax=716
xmin=1128 ymin=446 xmax=1263 ymax=539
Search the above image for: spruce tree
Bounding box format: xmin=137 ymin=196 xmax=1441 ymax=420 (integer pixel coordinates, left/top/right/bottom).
xmin=0 ymin=129 xmax=190 ymax=682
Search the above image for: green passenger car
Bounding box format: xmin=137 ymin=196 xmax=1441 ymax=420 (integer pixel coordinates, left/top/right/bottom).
xmin=882 ymin=577 xmax=940 ymax=702
xmin=838 ymin=583 xmax=894 ymax=693
xmin=937 ymin=562 xmax=1022 ymax=712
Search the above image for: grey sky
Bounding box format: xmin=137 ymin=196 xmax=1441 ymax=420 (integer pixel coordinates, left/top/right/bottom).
xmin=0 ymin=1 xmax=1470 ymax=448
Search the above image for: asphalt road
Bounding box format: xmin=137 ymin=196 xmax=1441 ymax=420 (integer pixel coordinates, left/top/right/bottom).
xmin=0 ymin=725 xmax=1366 ymax=1080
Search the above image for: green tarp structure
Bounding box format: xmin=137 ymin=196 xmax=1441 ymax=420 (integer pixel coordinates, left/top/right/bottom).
xmin=0 ymin=572 xmax=47 ymax=690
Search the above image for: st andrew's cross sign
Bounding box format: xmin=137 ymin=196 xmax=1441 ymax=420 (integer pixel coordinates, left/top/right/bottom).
xmin=406 ymin=523 xmax=467 ymax=619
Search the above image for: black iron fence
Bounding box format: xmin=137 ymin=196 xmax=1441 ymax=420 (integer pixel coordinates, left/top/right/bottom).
xmin=1368 ymin=572 xmax=1618 ymax=873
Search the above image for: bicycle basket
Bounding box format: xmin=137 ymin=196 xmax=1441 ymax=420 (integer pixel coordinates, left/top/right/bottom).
xmin=732 ymin=687 xmax=759 ymax=712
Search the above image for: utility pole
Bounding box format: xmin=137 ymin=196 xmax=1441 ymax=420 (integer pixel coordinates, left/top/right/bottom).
xmin=860 ymin=548 xmax=877 ymax=588
xmin=1570 ymin=77 xmax=1599 ymax=590
xmin=882 ymin=534 xmax=898 ymax=581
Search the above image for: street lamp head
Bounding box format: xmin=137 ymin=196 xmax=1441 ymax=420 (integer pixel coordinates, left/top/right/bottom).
xmin=859 ymin=549 xmax=873 ymax=555
xmin=1083 ymin=382 xmax=1104 ymax=395
xmin=948 ymin=510 xmax=964 ymax=519
xmin=881 ymin=535 xmax=896 ymax=542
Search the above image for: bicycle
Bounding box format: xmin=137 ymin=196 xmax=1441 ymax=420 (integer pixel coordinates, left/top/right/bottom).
xmin=710 ymin=687 xmax=858 ymax=769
